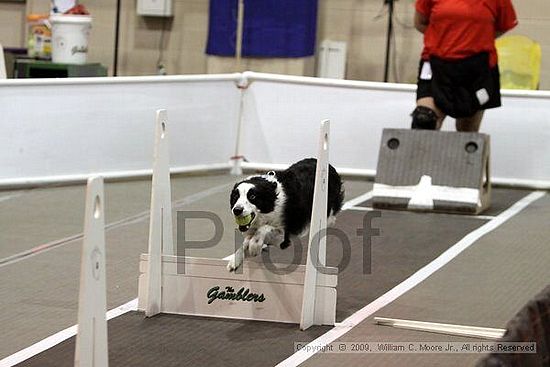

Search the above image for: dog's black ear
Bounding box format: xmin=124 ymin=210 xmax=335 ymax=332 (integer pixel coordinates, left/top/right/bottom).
xmin=230 ymin=185 xmax=240 ymax=208
xmin=247 ymin=178 xmax=278 ymax=213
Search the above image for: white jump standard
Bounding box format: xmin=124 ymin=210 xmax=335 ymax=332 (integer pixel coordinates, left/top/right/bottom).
xmin=75 ymin=176 xmax=109 ymax=367
xmin=138 ymin=110 xmax=338 ymax=329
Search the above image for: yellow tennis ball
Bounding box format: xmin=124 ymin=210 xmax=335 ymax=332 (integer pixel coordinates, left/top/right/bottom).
xmin=235 ymin=214 xmax=253 ymax=226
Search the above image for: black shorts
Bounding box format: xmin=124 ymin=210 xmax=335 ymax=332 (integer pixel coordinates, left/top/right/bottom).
xmin=416 ymin=52 xmax=502 ymax=118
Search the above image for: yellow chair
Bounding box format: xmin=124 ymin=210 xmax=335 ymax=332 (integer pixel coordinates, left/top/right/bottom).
xmin=496 ymin=35 xmax=542 ymax=90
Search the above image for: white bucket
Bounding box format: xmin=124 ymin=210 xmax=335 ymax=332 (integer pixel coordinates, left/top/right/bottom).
xmin=50 ymin=14 xmax=92 ymax=64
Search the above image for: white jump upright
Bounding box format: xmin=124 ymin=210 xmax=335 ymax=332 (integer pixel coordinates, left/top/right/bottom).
xmin=138 ymin=112 xmax=337 ymax=328
xmin=74 ymin=176 xmax=108 ymax=367
xmin=300 ymin=119 xmax=331 ymax=330
xmin=145 ymin=109 xmax=174 ymax=317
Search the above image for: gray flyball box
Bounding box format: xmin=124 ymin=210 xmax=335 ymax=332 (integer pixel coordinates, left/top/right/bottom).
xmin=372 ymin=129 xmax=491 ymax=214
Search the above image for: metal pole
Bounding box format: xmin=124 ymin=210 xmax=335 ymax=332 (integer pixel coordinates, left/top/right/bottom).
xmin=383 ymin=0 xmax=394 ymax=82
xmin=235 ymin=0 xmax=245 ymax=72
xmin=113 ymin=0 xmax=121 ymax=76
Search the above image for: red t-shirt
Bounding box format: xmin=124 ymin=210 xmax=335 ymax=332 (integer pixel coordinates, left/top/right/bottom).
xmin=416 ymin=0 xmax=518 ymax=67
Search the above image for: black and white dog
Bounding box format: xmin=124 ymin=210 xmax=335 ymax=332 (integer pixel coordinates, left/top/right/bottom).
xmin=227 ymin=158 xmax=344 ymax=271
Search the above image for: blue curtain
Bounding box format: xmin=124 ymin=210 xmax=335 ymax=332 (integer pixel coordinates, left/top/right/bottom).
xmin=206 ymin=0 xmax=318 ymax=58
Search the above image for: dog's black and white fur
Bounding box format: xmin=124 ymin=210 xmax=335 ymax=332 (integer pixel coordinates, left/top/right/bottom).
xmin=227 ymin=158 xmax=344 ymax=271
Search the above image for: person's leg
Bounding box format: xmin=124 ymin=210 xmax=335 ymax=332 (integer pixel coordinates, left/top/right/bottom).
xmin=414 ymin=97 xmax=446 ymax=130
xmin=456 ymin=110 xmax=484 ymax=132
xmin=413 ymin=60 xmax=445 ymax=130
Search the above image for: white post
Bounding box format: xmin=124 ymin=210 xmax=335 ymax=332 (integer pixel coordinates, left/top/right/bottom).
xmin=74 ymin=176 xmax=108 ymax=367
xmin=230 ymin=88 xmax=245 ymax=176
xmin=145 ymin=109 xmax=174 ymax=317
xmin=300 ymin=120 xmax=330 ymax=330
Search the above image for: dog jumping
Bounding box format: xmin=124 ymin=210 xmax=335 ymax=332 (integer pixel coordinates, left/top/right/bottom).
xmin=227 ymin=158 xmax=344 ymax=271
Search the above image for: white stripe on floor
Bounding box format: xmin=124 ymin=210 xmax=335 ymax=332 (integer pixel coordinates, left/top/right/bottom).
xmin=276 ymin=191 xmax=546 ymax=367
xmin=0 ymin=192 xmax=25 ymax=204
xmin=341 ymin=190 xmax=374 ymax=210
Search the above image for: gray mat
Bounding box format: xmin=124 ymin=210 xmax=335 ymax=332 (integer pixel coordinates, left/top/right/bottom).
xmin=0 ymin=175 xmax=237 ymax=358
xmin=0 ymin=177 xmax=372 ymax=358
xmin=18 ymin=312 xmax=330 ymax=367
xmin=15 ymin=203 xmax=491 ymax=366
xmin=303 ymin=193 xmax=550 ymax=367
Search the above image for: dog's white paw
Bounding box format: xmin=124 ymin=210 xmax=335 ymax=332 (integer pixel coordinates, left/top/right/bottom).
xmin=226 ymin=252 xmax=243 ymax=272
xmin=247 ymin=236 xmax=264 ymax=257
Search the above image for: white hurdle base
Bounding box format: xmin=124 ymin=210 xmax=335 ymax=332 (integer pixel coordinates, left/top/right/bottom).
xmin=137 ymin=255 xmax=337 ymax=325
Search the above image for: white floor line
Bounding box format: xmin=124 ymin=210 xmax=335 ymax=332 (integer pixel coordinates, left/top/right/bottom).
xmin=470 ymin=214 xmax=496 ymax=220
xmin=346 ymin=205 xmax=496 ymax=220
xmin=0 ymin=298 xmax=138 ymax=367
xmin=0 ymin=183 xmax=232 ymax=268
xmin=0 ymin=192 xmax=25 ymax=204
xmin=346 ymin=205 xmax=375 ymax=212
xmin=341 ymin=190 xmax=373 ymax=210
xmin=276 ymin=190 xmax=546 ymax=367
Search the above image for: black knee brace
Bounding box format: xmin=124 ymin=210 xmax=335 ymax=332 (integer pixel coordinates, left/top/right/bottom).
xmin=411 ymin=106 xmax=438 ymax=130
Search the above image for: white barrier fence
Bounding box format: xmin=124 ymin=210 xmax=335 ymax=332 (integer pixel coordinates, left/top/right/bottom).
xmin=240 ymin=72 xmax=550 ymax=188
xmin=0 ymin=75 xmax=241 ymax=187
xmin=1 ymin=72 xmax=549 ymax=188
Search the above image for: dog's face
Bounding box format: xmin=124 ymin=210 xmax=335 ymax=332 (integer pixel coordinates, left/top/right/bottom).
xmin=230 ymin=176 xmax=278 ymax=231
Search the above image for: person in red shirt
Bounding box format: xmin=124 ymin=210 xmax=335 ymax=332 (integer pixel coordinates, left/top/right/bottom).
xmin=411 ymin=0 xmax=518 ymax=132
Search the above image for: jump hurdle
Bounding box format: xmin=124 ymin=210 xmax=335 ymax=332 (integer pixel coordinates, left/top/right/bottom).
xmin=138 ymin=110 xmax=338 ymax=329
